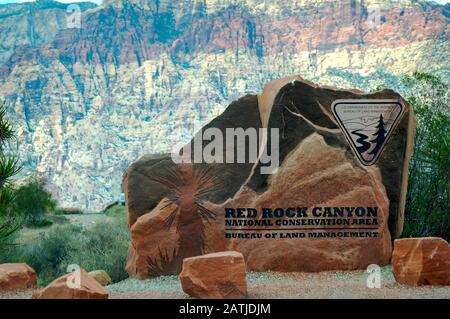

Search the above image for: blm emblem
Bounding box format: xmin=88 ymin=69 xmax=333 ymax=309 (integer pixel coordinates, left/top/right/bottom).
xmin=332 ymin=99 xmax=405 ymax=166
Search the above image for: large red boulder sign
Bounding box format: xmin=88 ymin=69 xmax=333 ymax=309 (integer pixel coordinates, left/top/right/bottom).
xmin=123 ymin=75 xmax=416 ymax=278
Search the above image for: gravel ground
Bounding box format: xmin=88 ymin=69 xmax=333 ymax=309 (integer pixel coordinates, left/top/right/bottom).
xmin=3 ymin=266 xmax=448 ymax=299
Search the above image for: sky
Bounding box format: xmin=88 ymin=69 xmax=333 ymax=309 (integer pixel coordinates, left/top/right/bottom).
xmin=0 ymin=0 xmax=448 ymax=5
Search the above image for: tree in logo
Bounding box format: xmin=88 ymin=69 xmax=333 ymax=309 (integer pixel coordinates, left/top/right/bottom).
xmin=368 ymin=114 xmax=387 ymax=160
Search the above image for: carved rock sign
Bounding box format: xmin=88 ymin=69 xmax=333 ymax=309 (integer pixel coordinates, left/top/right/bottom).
xmin=123 ymin=75 xmax=416 ymax=279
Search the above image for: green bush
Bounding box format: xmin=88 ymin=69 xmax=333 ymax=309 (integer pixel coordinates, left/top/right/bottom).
xmin=13 ymin=177 xmax=56 ymax=228
xmin=65 ymin=218 xmax=130 ymax=283
xmin=402 ymin=72 xmax=450 ymax=240
xmin=28 ymin=218 xmax=53 ymax=228
xmin=49 ymin=214 xmax=69 ymax=225
xmin=0 ymin=224 xmax=82 ymax=284
xmin=104 ymin=205 xmax=125 ymax=217
xmin=54 ymin=208 xmax=83 ymax=215
xmin=0 ymin=217 xmax=130 ymax=286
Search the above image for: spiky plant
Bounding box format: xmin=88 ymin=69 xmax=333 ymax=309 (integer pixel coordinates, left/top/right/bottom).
xmin=0 ymin=103 xmax=21 ymax=249
xmin=146 ymin=163 xmax=220 ymax=276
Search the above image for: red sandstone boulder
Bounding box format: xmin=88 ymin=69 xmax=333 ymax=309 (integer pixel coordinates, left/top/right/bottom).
xmin=32 ymin=268 xmax=108 ymax=299
xmin=124 ymin=76 xmax=415 ymax=276
xmin=392 ymin=237 xmax=450 ymax=286
xmin=180 ymin=251 xmax=247 ymax=299
xmin=0 ymin=263 xmax=37 ymax=291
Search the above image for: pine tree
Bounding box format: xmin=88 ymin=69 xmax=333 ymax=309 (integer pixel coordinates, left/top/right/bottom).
xmin=0 ymin=103 xmax=21 ymax=248
xmin=368 ymin=114 xmax=387 ymax=159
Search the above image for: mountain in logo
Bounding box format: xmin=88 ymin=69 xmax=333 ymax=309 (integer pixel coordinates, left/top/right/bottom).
xmin=331 ymin=100 xmax=405 ymax=165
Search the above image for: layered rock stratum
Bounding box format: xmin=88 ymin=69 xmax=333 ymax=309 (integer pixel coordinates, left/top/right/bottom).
xmin=0 ymin=0 xmax=448 ymax=210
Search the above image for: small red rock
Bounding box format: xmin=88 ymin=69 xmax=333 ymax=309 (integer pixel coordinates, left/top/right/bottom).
xmin=392 ymin=237 xmax=450 ymax=286
xmin=32 ymin=267 xmax=108 ymax=299
xmin=0 ymin=263 xmax=37 ymax=291
xmin=180 ymin=251 xmax=247 ymax=299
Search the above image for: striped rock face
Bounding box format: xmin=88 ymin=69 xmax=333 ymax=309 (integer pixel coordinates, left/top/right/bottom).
xmin=0 ymin=0 xmax=446 ymax=211
xmin=124 ymin=76 xmax=415 ymax=276
xmin=392 ymin=237 xmax=450 ymax=286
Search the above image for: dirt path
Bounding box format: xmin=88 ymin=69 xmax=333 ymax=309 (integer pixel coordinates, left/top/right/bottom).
xmin=2 ymin=266 xmax=449 ymax=299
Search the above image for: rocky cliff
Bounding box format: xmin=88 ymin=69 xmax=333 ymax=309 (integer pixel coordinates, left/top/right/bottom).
xmin=0 ymin=0 xmax=448 ymax=210
xmin=0 ymin=0 xmax=97 ymax=64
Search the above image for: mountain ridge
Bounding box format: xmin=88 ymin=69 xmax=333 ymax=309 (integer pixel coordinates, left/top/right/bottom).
xmin=0 ymin=0 xmax=448 ymax=211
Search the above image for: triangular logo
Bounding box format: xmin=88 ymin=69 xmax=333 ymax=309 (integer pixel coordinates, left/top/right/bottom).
xmin=331 ymin=99 xmax=405 ymax=166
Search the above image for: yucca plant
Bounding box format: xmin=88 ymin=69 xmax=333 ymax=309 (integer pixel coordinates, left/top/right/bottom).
xmin=0 ymin=102 xmax=21 ymax=250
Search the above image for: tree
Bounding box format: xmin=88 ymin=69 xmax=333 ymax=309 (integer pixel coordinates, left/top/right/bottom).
xmin=368 ymin=114 xmax=387 ymax=160
xmin=0 ymin=104 xmax=21 ymax=248
xmin=402 ymin=72 xmax=449 ymax=240
xmin=14 ymin=177 xmax=56 ymax=227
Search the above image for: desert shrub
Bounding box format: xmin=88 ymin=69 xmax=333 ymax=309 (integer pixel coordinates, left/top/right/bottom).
xmin=54 ymin=208 xmax=83 ymax=215
xmin=27 ymin=225 xmax=82 ymax=285
xmin=64 ymin=218 xmax=130 ymax=283
xmin=401 ymin=72 xmax=450 ymax=240
xmin=0 ymin=224 xmax=82 ymax=284
xmin=0 ymin=217 xmax=130 ymax=285
xmin=48 ymin=214 xmax=69 ymax=224
xmin=13 ymin=177 xmax=56 ymax=228
xmin=104 ymin=205 xmax=125 ymax=217
xmin=29 ymin=218 xmax=54 ymax=228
